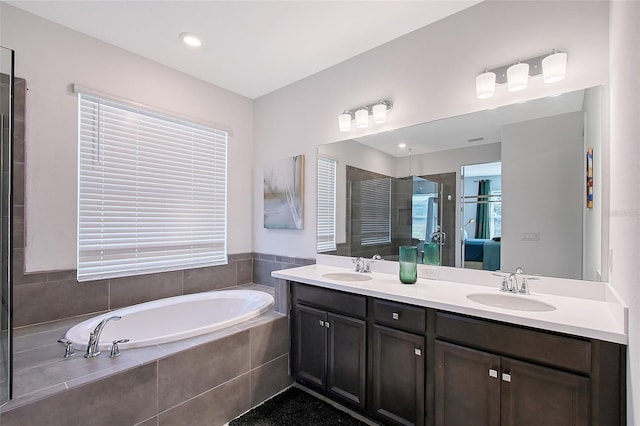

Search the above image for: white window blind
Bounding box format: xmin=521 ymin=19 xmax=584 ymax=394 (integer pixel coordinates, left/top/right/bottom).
xmin=317 ymin=156 xmax=336 ymax=252
xmin=359 ymin=177 xmax=391 ymax=246
xmin=77 ymin=93 xmax=228 ymax=281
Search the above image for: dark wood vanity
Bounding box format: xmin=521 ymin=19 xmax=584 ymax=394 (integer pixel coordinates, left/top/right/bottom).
xmin=290 ymin=282 xmax=625 ymax=426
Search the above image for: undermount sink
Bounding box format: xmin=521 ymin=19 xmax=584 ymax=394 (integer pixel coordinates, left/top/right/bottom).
xmin=466 ymin=293 xmax=556 ymax=312
xmin=322 ymin=272 xmax=373 ymax=282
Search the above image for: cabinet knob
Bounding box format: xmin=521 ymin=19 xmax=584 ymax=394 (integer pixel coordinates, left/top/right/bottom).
xmin=325 ymin=321 xmax=330 ymax=328
xmin=502 ymin=372 xmax=512 ymax=382
xmin=319 ymin=320 xmax=324 ymax=327
xmin=392 ymin=312 xmax=400 ymax=320
xmin=414 ymin=348 xmax=422 ymax=356
xmin=488 ymin=369 xmax=498 ymax=379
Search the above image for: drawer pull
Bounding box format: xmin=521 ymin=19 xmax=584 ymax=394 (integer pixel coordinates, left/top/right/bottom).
xmin=488 ymin=369 xmax=498 ymax=379
xmin=392 ymin=312 xmax=400 ymax=320
xmin=414 ymin=348 xmax=422 ymax=356
xmin=325 ymin=321 xmax=330 ymax=328
xmin=502 ymin=372 xmax=511 ymax=383
xmin=319 ymin=320 xmax=324 ymax=327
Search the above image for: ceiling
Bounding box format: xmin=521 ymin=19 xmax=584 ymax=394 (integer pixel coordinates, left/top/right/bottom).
xmin=8 ymin=0 xmax=480 ymax=99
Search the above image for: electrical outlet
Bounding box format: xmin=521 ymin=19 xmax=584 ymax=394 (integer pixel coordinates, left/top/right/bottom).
xmin=419 ymin=266 xmax=438 ymax=280
xmin=520 ymin=232 xmax=540 ymax=241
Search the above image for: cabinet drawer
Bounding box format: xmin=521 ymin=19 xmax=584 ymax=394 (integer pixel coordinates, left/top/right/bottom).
xmin=373 ymin=299 xmax=426 ymax=334
xmin=435 ymin=312 xmax=591 ymax=374
xmin=294 ymin=283 xmax=366 ymax=319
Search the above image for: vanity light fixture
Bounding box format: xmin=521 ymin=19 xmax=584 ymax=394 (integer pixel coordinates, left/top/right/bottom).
xmin=507 ymin=61 xmax=529 ymax=92
xmin=338 ymin=100 xmax=393 ymax=132
xmin=476 ymin=50 xmax=568 ymax=99
xmin=355 ymin=107 xmax=369 ymax=128
xmin=180 ymin=32 xmax=202 ymax=47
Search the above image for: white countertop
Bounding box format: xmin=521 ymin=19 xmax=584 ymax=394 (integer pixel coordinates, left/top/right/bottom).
xmin=272 ymin=264 xmax=628 ymax=345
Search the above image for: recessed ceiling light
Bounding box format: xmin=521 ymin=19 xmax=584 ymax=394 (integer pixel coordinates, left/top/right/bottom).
xmin=398 ymin=142 xmax=407 ymax=149
xmin=180 ymin=32 xmax=202 ymax=48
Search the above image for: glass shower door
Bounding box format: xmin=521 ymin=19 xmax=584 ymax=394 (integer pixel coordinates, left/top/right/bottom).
xmin=0 ymin=46 xmax=14 ymax=405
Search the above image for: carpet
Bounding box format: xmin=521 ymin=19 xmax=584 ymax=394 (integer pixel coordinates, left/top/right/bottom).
xmin=230 ymin=387 xmax=368 ymax=425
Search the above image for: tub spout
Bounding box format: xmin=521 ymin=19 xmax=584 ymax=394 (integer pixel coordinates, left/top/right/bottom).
xmin=85 ymin=315 xmax=121 ymax=358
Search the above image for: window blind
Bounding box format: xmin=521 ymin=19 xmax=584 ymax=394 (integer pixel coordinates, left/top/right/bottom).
xmin=316 ymin=156 xmax=336 ymax=252
xmin=359 ymin=177 xmax=391 ymax=246
xmin=77 ymin=93 xmax=228 ymax=281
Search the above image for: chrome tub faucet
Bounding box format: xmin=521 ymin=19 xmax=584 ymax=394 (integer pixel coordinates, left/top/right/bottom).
xmin=85 ymin=315 xmax=121 ymax=358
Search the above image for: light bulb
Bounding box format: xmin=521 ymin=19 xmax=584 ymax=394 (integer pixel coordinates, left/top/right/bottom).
xmin=372 ymin=103 xmax=387 ymax=123
xmin=355 ymin=108 xmax=369 ymax=128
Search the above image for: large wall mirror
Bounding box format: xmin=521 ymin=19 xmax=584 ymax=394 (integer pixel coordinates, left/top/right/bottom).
xmin=317 ymin=86 xmax=607 ymax=281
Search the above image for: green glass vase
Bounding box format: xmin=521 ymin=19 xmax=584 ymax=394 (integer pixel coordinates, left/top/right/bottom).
xmin=399 ymin=246 xmax=418 ymax=284
xmin=423 ymin=242 xmax=440 ymax=266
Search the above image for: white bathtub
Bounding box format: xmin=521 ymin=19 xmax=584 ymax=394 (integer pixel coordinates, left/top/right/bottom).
xmin=65 ymin=289 xmax=275 ymax=350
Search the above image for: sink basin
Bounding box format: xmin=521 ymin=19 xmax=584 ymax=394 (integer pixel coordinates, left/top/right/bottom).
xmin=322 ymin=272 xmax=373 ymax=282
xmin=466 ymin=293 xmax=556 ymax=312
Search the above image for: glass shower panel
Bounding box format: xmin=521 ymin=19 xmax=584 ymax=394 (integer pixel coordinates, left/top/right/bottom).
xmin=0 ymin=46 xmax=13 ymax=405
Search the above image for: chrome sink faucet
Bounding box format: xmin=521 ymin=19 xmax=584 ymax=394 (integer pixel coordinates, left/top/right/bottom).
xmin=85 ymin=315 xmax=121 ymax=358
xmin=494 ymin=267 xmax=537 ymax=294
xmin=353 ymin=254 xmax=381 ymax=273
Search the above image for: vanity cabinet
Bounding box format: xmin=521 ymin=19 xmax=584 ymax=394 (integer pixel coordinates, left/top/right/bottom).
xmin=292 ymin=283 xmax=367 ymax=408
xmin=434 ymin=312 xmax=622 ymax=426
xmin=290 ymin=282 xmax=625 ymax=426
xmin=371 ymin=299 xmax=426 ymax=426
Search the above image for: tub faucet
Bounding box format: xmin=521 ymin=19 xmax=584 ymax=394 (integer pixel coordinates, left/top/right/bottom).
xmin=85 ymin=315 xmax=121 ymax=358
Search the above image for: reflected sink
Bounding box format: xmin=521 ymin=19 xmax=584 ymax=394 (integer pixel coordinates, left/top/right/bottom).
xmin=322 ymin=272 xmax=373 ymax=282
xmin=466 ymin=293 xmax=556 ymax=312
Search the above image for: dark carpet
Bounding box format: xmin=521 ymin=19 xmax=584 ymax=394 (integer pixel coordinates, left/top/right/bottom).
xmin=230 ymin=387 xmax=368 ymax=425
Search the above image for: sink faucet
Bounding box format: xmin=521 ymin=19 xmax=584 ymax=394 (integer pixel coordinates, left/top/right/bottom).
xmin=85 ymin=315 xmax=121 ymax=358
xmin=353 ymin=255 xmax=380 ymax=273
xmin=495 ymin=267 xmax=530 ymax=294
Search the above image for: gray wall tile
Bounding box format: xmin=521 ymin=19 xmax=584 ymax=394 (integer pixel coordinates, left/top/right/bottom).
xmin=110 ymin=271 xmax=183 ymax=309
xmin=47 ymin=270 xmax=77 ymax=282
xmin=1 ymin=362 xmax=157 ymax=426
xmin=250 ymin=315 xmax=289 ymax=368
xmin=253 ymin=259 xmax=279 ymax=286
xmin=158 ymin=330 xmax=250 ymax=411
xmin=135 ymin=417 xmax=158 ymax=426
xmin=158 ymin=373 xmax=251 ymax=426
xmin=237 ymin=259 xmax=252 ymax=284
xmin=12 ymin=248 xmax=47 ymax=285
xmin=229 ymin=252 xmax=252 ymax=261
xmin=13 ymin=279 xmax=109 ymax=327
xmin=250 ymin=354 xmax=292 ymax=407
xmin=183 ymin=262 xmax=236 ymax=294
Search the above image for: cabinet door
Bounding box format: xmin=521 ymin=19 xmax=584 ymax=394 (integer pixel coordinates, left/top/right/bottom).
xmin=294 ymin=304 xmax=327 ymax=388
xmin=501 ymin=358 xmax=589 ymax=426
xmin=435 ymin=340 xmax=501 ymax=426
xmin=327 ymin=312 xmax=367 ymax=408
xmin=372 ymin=325 xmax=425 ymax=426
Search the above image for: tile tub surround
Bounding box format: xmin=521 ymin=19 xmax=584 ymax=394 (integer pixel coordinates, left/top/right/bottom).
xmin=0 ymin=284 xmax=292 ymax=426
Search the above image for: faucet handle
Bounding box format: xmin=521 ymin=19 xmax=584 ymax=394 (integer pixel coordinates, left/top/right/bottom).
xmin=57 ymin=338 xmax=76 ymax=358
xmin=109 ymin=339 xmax=130 ymax=358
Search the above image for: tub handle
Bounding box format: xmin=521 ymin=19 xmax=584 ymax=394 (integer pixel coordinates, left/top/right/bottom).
xmin=57 ymin=338 xmax=76 ymax=359
xmin=109 ymin=339 xmax=130 ymax=358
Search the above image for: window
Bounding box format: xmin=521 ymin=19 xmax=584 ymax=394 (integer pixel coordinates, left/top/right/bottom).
xmin=359 ymin=177 xmax=391 ymax=245
xmin=316 ymin=156 xmax=336 ymax=252
xmin=77 ymin=93 xmax=228 ymax=281
xmin=490 ymin=190 xmax=502 ymax=238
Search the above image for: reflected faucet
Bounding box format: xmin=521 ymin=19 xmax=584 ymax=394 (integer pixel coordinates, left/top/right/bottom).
xmin=85 ymin=315 xmax=121 ymax=358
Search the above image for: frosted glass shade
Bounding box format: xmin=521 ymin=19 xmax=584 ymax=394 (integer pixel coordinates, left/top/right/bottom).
xmin=542 ymin=52 xmax=567 ymax=83
xmin=355 ymin=108 xmax=369 ymax=128
xmin=507 ymin=62 xmax=529 ymax=92
xmin=475 ymin=71 xmax=496 ymax=99
xmin=338 ymin=112 xmax=352 ymax=132
xmin=372 ymin=103 xmax=387 ymax=123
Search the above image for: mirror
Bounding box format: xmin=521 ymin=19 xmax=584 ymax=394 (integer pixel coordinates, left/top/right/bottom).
xmin=317 ymin=86 xmax=606 ymax=281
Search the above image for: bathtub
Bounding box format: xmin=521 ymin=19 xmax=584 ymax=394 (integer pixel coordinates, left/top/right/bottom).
xmin=65 ymin=289 xmax=275 ymax=350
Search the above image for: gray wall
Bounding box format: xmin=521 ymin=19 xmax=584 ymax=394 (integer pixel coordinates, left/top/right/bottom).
xmin=501 ymin=112 xmax=584 ymax=278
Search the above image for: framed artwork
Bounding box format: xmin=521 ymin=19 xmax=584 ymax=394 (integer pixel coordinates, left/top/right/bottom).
xmin=264 ymin=155 xmax=305 ymax=229
xmin=586 ymin=148 xmax=594 ymax=208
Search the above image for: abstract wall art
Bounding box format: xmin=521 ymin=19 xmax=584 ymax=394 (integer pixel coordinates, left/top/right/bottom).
xmin=264 ymin=155 xmax=305 ymax=229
